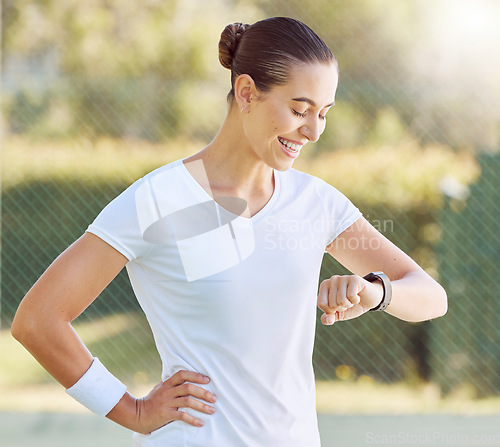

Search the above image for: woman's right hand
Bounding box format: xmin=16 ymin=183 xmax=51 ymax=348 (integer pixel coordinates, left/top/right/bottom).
xmin=109 ymin=370 xmax=217 ymax=434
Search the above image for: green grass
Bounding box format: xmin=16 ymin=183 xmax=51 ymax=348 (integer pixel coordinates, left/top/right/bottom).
xmin=2 ymin=313 xmax=500 ymax=415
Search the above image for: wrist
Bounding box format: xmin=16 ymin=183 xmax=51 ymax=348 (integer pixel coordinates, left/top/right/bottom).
xmin=65 ymin=357 xmax=127 ymax=417
xmin=106 ymin=391 xmax=144 ymax=433
xmin=363 ymin=271 xmax=392 ymax=311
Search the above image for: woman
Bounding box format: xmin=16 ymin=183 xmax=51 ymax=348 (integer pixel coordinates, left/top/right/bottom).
xmin=12 ymin=17 xmax=447 ymax=446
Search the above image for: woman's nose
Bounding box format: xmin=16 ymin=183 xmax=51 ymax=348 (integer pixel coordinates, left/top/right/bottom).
xmin=301 ymin=119 xmax=322 ymax=143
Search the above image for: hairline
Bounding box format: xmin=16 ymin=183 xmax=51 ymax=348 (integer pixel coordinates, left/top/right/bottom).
xmin=227 ymin=59 xmax=338 ymax=104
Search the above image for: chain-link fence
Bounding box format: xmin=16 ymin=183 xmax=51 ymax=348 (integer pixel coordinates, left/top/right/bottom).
xmin=2 ymin=0 xmax=500 ymax=401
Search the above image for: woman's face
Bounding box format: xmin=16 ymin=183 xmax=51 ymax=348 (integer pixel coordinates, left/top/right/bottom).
xmin=242 ymin=62 xmax=338 ymax=171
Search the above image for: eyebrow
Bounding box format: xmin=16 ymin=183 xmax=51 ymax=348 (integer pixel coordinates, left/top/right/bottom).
xmin=292 ymin=97 xmax=335 ymax=108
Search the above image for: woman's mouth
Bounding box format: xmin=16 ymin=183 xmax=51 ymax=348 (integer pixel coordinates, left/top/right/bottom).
xmin=278 ymin=137 xmax=302 ymax=159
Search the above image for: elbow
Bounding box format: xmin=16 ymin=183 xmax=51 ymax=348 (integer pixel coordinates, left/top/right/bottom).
xmin=11 ymin=308 xmax=34 ymax=346
xmin=11 ymin=303 xmax=42 ymax=348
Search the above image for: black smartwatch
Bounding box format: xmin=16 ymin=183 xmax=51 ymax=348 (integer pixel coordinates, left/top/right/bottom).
xmin=363 ymin=271 xmax=392 ymax=312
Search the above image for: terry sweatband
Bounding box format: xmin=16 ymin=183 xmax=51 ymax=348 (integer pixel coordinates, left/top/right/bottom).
xmin=65 ymin=357 xmax=127 ymax=416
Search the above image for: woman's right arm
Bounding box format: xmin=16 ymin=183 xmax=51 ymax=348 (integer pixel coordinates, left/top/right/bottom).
xmin=11 ymin=232 xmax=216 ymax=434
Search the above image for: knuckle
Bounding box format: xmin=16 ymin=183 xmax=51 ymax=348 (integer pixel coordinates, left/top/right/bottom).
xmin=328 ymin=293 xmax=338 ymax=306
xmin=327 ymin=284 xmax=338 ymax=295
xmin=328 ymin=275 xmax=339 ymax=284
xmin=179 ymin=396 xmax=193 ymax=407
xmin=347 ymin=289 xmax=359 ymax=300
xmin=345 ymin=294 xmax=356 ymax=303
xmin=169 ymin=370 xmax=184 ymax=382
xmin=176 ymin=411 xmax=190 ymax=422
xmin=183 ymin=383 xmax=196 ymax=395
xmin=159 ymin=407 xmax=173 ymax=420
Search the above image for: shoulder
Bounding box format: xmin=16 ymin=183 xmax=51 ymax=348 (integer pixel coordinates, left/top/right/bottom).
xmin=280 ymin=167 xmax=324 ymax=189
xmin=279 ymin=167 xmax=345 ymax=199
xmin=137 ymin=158 xmax=185 ymax=184
xmin=118 ymin=158 xmax=187 ymax=201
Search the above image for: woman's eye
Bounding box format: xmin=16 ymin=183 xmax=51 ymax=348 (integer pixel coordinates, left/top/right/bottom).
xmin=292 ymin=108 xmax=327 ymax=121
xmin=292 ymin=109 xmax=307 ymax=118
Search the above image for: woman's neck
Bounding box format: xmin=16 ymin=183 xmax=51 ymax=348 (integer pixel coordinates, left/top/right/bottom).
xmin=182 ymin=109 xmax=275 ymax=217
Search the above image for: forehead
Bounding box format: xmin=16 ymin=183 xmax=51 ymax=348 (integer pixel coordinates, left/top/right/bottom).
xmin=277 ymin=62 xmax=339 ymax=107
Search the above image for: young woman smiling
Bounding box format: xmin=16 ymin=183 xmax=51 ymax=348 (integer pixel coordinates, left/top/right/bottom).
xmin=12 ymin=17 xmax=447 ymax=447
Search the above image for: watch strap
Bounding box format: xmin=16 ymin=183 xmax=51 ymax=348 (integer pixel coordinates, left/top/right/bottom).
xmin=363 ymin=271 xmax=392 ymax=312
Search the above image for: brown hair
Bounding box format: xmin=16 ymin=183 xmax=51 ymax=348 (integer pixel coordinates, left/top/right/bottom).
xmin=218 ymin=17 xmax=337 ymax=102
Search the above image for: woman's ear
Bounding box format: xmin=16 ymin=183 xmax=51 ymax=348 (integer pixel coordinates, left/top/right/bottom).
xmin=234 ymin=74 xmax=256 ymax=112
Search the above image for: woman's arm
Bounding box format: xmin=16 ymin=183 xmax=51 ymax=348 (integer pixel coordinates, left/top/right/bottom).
xmin=11 ymin=233 xmax=126 ymax=387
xmin=317 ymin=217 xmax=447 ymax=324
xmin=11 ymin=232 xmax=216 ymax=433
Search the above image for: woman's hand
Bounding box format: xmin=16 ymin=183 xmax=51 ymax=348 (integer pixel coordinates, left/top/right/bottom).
xmin=108 ymin=370 xmax=217 ymax=435
xmin=317 ymin=274 xmax=384 ymax=325
xmin=326 ymin=217 xmax=447 ymax=322
xmin=138 ymin=370 xmax=217 ymax=433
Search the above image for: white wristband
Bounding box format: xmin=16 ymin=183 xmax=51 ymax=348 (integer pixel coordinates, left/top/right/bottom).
xmin=66 ymin=357 xmax=127 ymax=416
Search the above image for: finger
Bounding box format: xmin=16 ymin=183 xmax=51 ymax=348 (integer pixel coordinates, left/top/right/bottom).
xmin=317 ymin=280 xmax=330 ymax=313
xmin=173 ymin=409 xmax=206 ymax=427
xmin=332 ymin=277 xmax=350 ymax=310
xmin=335 ymin=305 xmax=364 ymax=323
xmin=321 ymin=276 xmax=339 ymax=311
xmin=327 ymin=282 xmax=339 ymax=310
xmin=320 ymin=312 xmax=337 ymax=326
xmin=176 ymin=383 xmax=217 ymax=404
xmin=173 ymin=396 xmax=216 ymax=415
xmin=346 ymin=277 xmax=362 ymax=306
xmin=168 ymin=370 xmax=210 ymax=387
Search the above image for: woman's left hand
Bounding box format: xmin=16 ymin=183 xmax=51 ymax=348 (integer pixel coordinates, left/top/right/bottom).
xmin=317 ymin=275 xmax=384 ymax=325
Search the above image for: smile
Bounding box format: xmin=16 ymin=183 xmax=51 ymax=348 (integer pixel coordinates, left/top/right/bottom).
xmin=278 ymin=137 xmax=303 ymax=158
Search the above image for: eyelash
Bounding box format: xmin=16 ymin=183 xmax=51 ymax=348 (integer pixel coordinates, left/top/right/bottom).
xmin=291 ymin=109 xmax=327 ymax=121
xmin=292 ymin=109 xmax=306 ymax=118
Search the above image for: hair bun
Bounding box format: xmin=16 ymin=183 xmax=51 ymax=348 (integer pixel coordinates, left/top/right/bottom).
xmin=218 ymin=22 xmax=250 ymax=69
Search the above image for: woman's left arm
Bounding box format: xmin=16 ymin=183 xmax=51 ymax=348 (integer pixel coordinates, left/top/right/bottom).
xmin=318 ymin=217 xmax=447 ymax=324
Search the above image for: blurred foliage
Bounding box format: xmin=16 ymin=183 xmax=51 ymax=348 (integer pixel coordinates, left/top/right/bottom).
xmin=2 ymin=0 xmax=259 ymax=140
xmin=1 ymin=136 xmax=480 ymax=386
xmin=2 ymin=0 xmax=499 ymax=392
xmin=3 ymin=0 xmax=500 ymax=148
xmin=5 ymin=0 xmax=215 ymax=77
xmin=3 ymin=136 xmax=479 ymax=208
xmin=430 ymin=152 xmax=500 ymax=397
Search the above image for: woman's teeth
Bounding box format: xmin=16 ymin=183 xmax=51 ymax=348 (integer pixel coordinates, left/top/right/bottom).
xmin=278 ymin=137 xmax=300 ymax=152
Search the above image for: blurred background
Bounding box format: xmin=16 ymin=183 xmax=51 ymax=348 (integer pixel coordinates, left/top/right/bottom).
xmin=1 ymin=0 xmax=500 ymax=444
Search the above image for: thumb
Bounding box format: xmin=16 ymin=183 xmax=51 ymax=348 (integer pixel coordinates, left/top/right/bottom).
xmin=320 ymin=312 xmax=337 ymax=326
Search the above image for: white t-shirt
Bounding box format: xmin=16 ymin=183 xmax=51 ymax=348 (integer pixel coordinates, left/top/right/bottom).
xmin=87 ymin=158 xmax=361 ymax=447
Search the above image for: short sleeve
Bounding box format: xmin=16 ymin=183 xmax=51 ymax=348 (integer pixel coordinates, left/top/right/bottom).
xmin=86 ymin=178 xmax=152 ymax=261
xmin=316 ymin=179 xmax=362 ymax=248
